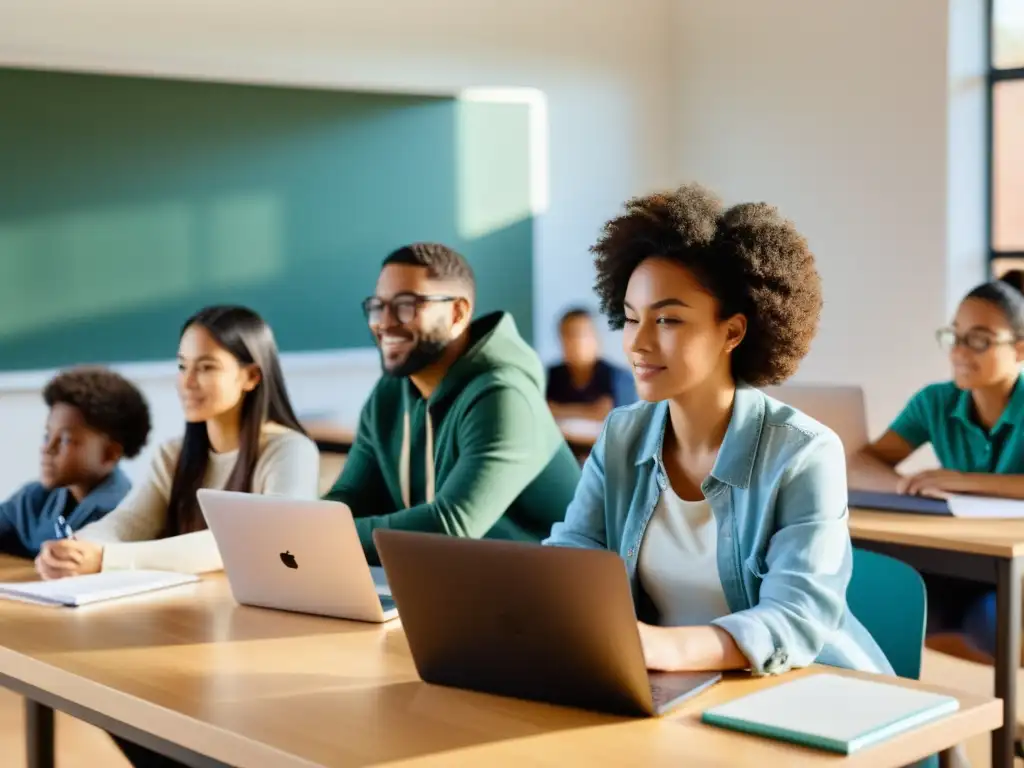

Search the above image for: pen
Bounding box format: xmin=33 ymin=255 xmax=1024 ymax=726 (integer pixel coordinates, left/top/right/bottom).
xmin=54 ymin=514 xmax=75 ymax=540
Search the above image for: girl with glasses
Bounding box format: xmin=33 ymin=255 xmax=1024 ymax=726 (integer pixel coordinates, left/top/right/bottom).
xmin=853 ymin=278 xmax=1024 ymax=661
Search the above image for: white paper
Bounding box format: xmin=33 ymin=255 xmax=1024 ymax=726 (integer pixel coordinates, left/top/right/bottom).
xmin=947 ymin=495 xmax=1024 ymax=518
xmin=0 ymin=570 xmax=199 ymax=606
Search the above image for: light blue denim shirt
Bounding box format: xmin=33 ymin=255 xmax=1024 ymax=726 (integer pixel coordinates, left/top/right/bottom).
xmin=545 ymin=384 xmax=892 ymax=677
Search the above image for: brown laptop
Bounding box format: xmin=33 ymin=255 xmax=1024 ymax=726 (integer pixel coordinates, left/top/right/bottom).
xmin=373 ymin=530 xmax=721 ymax=717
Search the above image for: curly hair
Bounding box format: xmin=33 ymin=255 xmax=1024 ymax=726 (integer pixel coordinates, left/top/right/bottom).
xmin=383 ymin=243 xmax=476 ymax=299
xmin=43 ymin=367 xmax=152 ymax=458
xmin=593 ymin=183 xmax=822 ymax=386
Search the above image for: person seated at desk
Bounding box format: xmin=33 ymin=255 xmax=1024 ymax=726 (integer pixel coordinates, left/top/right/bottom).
xmin=851 ymin=279 xmax=1024 ymax=661
xmin=323 ymin=243 xmax=581 ymax=565
xmin=545 ymin=184 xmax=891 ymax=677
xmin=0 ymin=367 xmax=150 ymax=558
xmin=34 ymin=305 xmax=320 ymax=579
xmin=546 ymin=307 xmax=636 ymax=421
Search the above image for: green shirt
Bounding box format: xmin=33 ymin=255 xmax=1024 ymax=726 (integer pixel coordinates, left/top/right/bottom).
xmin=324 ymin=312 xmax=581 ymax=565
xmin=889 ymin=375 xmax=1024 ymax=474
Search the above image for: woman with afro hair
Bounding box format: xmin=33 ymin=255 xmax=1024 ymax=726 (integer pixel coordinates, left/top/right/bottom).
xmin=545 ymin=184 xmax=891 ymax=677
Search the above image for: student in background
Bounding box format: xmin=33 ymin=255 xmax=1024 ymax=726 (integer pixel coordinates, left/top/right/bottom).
xmin=851 ymin=280 xmax=1024 ymax=660
xmin=324 ymin=243 xmax=581 ymax=565
xmin=545 ymin=184 xmax=891 ymax=676
xmin=1000 ymin=268 xmax=1024 ymax=294
xmin=546 ymin=307 xmax=637 ymax=421
xmin=34 ymin=305 xmax=319 ymax=579
xmin=0 ymin=368 xmax=150 ymax=558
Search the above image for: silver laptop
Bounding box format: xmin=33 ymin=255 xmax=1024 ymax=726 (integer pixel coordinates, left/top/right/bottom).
xmin=197 ymin=489 xmax=397 ymax=622
xmin=374 ymin=530 xmax=721 ymax=717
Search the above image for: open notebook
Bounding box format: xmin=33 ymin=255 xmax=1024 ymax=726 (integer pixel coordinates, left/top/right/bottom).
xmin=0 ymin=570 xmax=200 ymax=607
xmin=701 ymin=673 xmax=959 ymax=755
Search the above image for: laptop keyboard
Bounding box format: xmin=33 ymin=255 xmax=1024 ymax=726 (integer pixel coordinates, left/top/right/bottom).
xmin=648 ymin=672 xmax=718 ymax=710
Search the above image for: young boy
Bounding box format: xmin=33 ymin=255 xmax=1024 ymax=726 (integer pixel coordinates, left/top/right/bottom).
xmin=0 ymin=367 xmax=151 ymax=558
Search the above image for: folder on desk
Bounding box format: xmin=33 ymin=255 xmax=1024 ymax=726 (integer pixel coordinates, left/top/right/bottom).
xmin=701 ymin=673 xmax=958 ymax=754
xmin=0 ymin=570 xmax=200 ymax=607
xmin=850 ymin=489 xmax=1024 ymax=519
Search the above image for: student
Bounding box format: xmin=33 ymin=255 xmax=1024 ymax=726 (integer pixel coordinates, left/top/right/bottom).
xmin=544 ymin=184 xmax=891 ymax=676
xmin=546 ymin=307 xmax=637 ymax=421
xmin=851 ymin=280 xmax=1024 ymax=659
xmin=1000 ymin=269 xmax=1024 ymax=294
xmin=324 ymin=243 xmax=581 ymax=565
xmin=0 ymin=367 xmax=150 ymax=558
xmin=34 ymin=305 xmax=320 ymax=579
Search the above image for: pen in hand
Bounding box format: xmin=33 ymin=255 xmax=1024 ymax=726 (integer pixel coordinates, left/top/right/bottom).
xmin=54 ymin=514 xmax=75 ymax=540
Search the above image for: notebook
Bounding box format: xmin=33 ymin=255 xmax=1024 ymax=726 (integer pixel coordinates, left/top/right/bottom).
xmin=701 ymin=673 xmax=959 ymax=755
xmin=850 ymin=489 xmax=1024 ymax=519
xmin=0 ymin=570 xmax=200 ymax=607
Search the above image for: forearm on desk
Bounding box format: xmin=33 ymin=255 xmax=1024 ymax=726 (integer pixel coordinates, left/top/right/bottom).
xmin=100 ymin=530 xmax=223 ymax=574
xmin=660 ymin=625 xmax=750 ymax=672
xmin=847 ymin=451 xmax=901 ymax=492
xmin=946 ymin=473 xmax=1024 ymax=500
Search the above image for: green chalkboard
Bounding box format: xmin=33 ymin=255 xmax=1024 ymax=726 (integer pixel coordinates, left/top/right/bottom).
xmin=0 ymin=67 xmax=534 ymax=371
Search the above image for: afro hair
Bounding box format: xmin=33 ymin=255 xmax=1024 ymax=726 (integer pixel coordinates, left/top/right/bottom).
xmin=592 ymin=183 xmax=822 ymax=386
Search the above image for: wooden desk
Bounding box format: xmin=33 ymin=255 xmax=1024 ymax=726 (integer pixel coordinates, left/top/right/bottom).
xmin=850 ymin=509 xmax=1024 ymax=767
xmin=303 ymin=420 xmax=356 ymax=454
xmin=0 ymin=556 xmax=1001 ymax=768
xmin=305 ymin=418 xmax=601 ymax=461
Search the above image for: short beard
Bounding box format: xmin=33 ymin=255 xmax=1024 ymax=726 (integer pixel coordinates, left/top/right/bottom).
xmin=382 ymin=330 xmax=451 ymax=378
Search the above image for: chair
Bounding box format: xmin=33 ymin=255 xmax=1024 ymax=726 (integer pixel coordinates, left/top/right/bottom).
xmin=848 ymin=547 xmax=926 ymax=679
xmin=849 ymin=548 xmax=937 ymax=768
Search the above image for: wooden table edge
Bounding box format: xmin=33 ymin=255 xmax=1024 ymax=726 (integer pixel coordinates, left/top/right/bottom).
xmin=849 ymin=509 xmax=1024 ymax=559
xmin=0 ymin=647 xmax=321 ymax=768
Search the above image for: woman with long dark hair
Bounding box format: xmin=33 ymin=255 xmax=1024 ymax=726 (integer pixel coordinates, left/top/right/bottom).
xmin=35 ymin=305 xmax=319 ymax=578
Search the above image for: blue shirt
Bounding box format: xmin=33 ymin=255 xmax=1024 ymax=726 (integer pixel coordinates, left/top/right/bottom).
xmin=544 ymin=385 xmax=892 ymax=676
xmin=546 ymin=360 xmax=637 ymax=407
xmin=890 ymin=375 xmax=1024 ymax=475
xmin=0 ymin=469 xmax=131 ymax=557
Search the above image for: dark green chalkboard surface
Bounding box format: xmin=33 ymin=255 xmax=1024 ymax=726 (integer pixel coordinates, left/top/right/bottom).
xmin=0 ymin=67 xmax=533 ymax=371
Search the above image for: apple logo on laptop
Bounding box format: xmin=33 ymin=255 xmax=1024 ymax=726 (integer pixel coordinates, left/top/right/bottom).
xmin=280 ymin=551 xmax=298 ymax=569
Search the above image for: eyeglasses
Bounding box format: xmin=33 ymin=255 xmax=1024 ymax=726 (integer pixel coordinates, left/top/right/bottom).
xmin=361 ymin=292 xmax=458 ymax=326
xmin=936 ymin=327 xmax=1018 ymax=353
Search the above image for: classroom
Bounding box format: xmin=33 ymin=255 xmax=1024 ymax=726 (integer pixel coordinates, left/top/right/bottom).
xmin=0 ymin=0 xmax=1022 ymax=766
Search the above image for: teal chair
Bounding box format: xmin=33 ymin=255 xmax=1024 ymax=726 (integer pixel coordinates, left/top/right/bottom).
xmin=848 ymin=548 xmax=935 ymax=768
xmin=848 ymin=547 xmax=927 ymax=679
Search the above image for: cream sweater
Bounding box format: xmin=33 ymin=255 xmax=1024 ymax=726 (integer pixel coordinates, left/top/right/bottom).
xmin=80 ymin=424 xmax=320 ymax=574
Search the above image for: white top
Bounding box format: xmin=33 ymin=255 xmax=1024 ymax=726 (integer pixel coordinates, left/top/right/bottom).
xmin=637 ymin=485 xmax=730 ymax=626
xmin=80 ymin=424 xmax=320 ymax=575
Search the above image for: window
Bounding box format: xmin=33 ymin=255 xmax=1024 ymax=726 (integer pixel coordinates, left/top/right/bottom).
xmin=990 ymin=0 xmax=1024 ymax=275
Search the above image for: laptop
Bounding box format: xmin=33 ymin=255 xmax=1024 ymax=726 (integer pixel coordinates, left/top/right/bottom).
xmin=373 ymin=530 xmax=721 ymax=717
xmin=196 ymin=489 xmax=397 ymax=622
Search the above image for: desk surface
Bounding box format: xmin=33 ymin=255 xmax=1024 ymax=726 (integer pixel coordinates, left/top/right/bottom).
xmin=304 ymin=418 xmax=604 ymax=452
xmin=0 ymin=557 xmax=1001 ymax=767
xmin=850 ymin=508 xmax=1024 ymax=559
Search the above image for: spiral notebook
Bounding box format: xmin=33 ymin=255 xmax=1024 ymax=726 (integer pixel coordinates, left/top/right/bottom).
xmin=701 ymin=673 xmax=959 ymax=754
xmin=0 ymin=570 xmax=200 ymax=607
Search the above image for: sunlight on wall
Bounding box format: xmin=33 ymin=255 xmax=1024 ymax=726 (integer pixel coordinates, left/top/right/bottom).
xmin=455 ymin=88 xmax=548 ymax=240
xmin=0 ymin=192 xmax=284 ymax=338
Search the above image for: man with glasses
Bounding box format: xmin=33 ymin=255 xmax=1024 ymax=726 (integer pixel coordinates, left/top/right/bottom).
xmin=324 ymin=243 xmax=581 ymax=564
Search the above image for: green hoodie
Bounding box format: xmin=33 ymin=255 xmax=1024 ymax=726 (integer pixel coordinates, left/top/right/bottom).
xmin=325 ymin=311 xmax=582 ymax=564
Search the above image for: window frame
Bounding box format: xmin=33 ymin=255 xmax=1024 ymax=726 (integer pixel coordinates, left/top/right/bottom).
xmin=987 ymin=0 xmax=1024 ymax=268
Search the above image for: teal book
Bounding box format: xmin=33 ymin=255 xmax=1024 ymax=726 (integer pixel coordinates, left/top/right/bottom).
xmin=701 ymin=673 xmax=959 ymax=755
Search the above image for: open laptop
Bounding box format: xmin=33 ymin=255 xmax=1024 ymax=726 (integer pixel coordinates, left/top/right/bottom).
xmin=197 ymin=489 xmax=397 ymax=622
xmin=373 ymin=530 xmax=721 ymax=717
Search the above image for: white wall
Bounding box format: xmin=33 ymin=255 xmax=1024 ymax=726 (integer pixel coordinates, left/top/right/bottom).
xmin=671 ymin=0 xmax=981 ymax=446
xmin=0 ymin=0 xmax=674 ymax=495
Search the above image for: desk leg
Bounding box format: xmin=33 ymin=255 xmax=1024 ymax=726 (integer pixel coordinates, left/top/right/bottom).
xmin=24 ymin=698 xmax=54 ymax=768
xmin=993 ymin=556 xmax=1021 ymax=768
